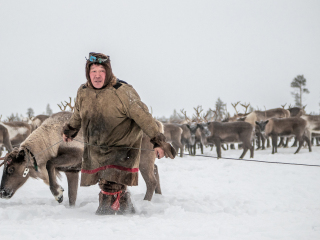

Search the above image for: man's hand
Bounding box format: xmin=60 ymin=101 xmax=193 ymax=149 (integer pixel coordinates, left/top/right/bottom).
xmin=154 ymin=147 xmax=165 ymax=159
xmin=62 ymin=134 xmax=73 ymax=143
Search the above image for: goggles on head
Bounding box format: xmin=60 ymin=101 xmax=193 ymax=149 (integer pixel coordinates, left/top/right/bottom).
xmin=86 ymin=52 xmax=109 ymax=63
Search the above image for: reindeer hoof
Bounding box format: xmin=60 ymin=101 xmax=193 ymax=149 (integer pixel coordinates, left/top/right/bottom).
xmin=54 ymin=186 xmax=64 ymax=203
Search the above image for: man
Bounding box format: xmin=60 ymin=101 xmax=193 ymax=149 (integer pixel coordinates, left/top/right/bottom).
xmin=62 ymin=52 xmax=175 ymax=215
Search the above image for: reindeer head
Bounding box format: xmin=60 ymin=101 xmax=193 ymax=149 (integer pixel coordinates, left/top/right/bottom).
xmin=255 ymin=120 xmax=269 ymax=132
xmin=0 ymin=149 xmax=31 ymax=199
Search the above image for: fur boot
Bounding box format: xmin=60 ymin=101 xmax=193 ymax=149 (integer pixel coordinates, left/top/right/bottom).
xmin=95 ymin=192 xmax=116 ymax=215
xmin=117 ymin=191 xmax=135 ymax=215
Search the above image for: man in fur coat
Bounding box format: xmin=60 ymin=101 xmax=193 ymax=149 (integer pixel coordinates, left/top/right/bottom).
xmin=62 ymin=52 xmax=176 ymax=215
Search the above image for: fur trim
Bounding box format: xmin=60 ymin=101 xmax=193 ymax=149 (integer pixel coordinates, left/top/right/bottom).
xmin=85 ymin=52 xmax=116 ymax=89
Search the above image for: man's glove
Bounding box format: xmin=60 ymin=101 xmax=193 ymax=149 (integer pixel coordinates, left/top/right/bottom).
xmin=150 ymin=133 xmax=177 ymax=159
xmin=62 ymin=124 xmax=79 ymax=139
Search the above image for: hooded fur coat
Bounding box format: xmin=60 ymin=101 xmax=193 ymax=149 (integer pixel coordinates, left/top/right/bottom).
xmin=63 ymin=78 xmax=162 ymax=187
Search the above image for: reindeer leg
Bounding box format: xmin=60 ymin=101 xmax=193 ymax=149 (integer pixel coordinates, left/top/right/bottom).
xmin=291 ymin=137 xmax=298 ymax=147
xmin=214 ymin=139 xmax=221 ymax=158
xmin=271 ymin=135 xmax=278 ymax=154
xmin=267 ymin=138 xmax=271 ymax=148
xmin=154 ymin=164 xmax=162 ymax=194
xmin=193 ymin=144 xmax=196 ymax=155
xmin=284 ymin=137 xmax=290 ymax=148
xmin=239 ymin=147 xmax=248 ymax=159
xmin=256 ymin=134 xmax=261 ymax=150
xmin=200 ymin=142 xmax=204 ymax=154
xmin=179 ymin=143 xmax=184 ymax=157
xmin=261 ymin=135 xmax=266 ymax=150
xmin=250 ymin=143 xmax=254 ymax=158
xmin=46 ymin=148 xmax=82 ymax=205
xmin=277 ymin=137 xmax=284 ymax=148
xmin=303 ymin=135 xmax=312 ymax=152
xmin=46 ymin=159 xmax=64 ymax=204
xmin=65 ymin=171 xmax=79 ymax=206
xmin=294 ymin=137 xmax=304 ymax=154
xmin=140 ymin=163 xmax=158 ymax=201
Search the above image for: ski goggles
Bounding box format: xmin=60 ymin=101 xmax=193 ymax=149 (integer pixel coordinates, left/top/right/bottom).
xmin=86 ymin=52 xmax=109 ymax=63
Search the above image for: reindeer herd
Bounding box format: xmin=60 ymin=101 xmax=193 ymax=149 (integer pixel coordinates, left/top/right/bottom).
xmin=162 ymin=103 xmax=320 ymax=159
xmin=0 ymin=100 xmax=319 ymax=207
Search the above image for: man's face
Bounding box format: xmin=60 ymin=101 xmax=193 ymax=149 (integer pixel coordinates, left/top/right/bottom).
xmin=89 ymin=64 xmax=106 ymax=89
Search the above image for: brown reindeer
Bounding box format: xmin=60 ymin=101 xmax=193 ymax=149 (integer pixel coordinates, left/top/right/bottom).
xmin=205 ymin=121 xmax=254 ymax=159
xmin=0 ymin=112 xmax=163 ymax=205
xmin=163 ymin=123 xmax=184 ymax=157
xmin=0 ymin=124 xmax=13 ymax=156
xmin=245 ymin=108 xmax=290 ymax=126
xmin=255 ymin=118 xmax=312 ymax=154
xmin=300 ymin=114 xmax=320 ymax=142
xmin=0 ymin=121 xmax=32 ymax=148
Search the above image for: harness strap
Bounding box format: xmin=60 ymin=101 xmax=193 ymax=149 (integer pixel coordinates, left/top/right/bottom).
xmin=101 ymin=190 xmax=123 ymax=211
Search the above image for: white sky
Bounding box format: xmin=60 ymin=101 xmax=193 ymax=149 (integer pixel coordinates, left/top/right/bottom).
xmin=1 ymin=0 xmax=320 ymax=119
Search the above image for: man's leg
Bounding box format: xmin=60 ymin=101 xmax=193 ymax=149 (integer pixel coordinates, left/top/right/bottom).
xmin=96 ymin=180 xmax=134 ymax=215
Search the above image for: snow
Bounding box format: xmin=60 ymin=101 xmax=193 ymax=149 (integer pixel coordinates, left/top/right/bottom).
xmin=1 ymin=145 xmax=320 ymax=240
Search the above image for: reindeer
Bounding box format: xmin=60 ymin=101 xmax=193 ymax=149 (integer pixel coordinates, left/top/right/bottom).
xmin=300 ymin=114 xmax=320 ymax=144
xmin=190 ymin=106 xmax=214 ymax=155
xmin=255 ymin=118 xmax=311 ymax=154
xmin=204 ymin=121 xmax=254 ymax=159
xmin=223 ymin=102 xmax=252 ymax=150
xmin=0 ymin=112 xmax=164 ymax=205
xmin=179 ymin=109 xmax=199 ymax=156
xmin=0 ymin=121 xmax=32 ymax=148
xmin=163 ymin=123 xmax=184 ymax=157
xmin=288 ymin=105 xmax=306 ymax=118
xmin=244 ymin=108 xmax=290 ymax=149
xmin=0 ymin=124 xmax=13 ymax=156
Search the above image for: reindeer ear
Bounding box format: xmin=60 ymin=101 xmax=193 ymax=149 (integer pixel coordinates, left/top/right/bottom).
xmin=255 ymin=121 xmax=259 ymax=125
xmin=16 ymin=150 xmax=26 ymax=163
xmin=265 ymin=120 xmax=269 ymax=124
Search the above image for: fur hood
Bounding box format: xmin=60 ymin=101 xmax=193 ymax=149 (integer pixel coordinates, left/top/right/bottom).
xmin=85 ymin=52 xmax=117 ymax=89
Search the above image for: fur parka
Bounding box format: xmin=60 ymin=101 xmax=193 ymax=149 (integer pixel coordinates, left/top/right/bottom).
xmin=63 ymin=79 xmax=165 ymax=186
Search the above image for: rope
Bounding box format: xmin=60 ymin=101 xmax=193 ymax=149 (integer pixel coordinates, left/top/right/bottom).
xmin=183 ymin=153 xmax=320 ymax=168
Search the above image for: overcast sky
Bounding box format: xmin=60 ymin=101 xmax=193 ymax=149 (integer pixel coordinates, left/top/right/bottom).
xmin=1 ymin=0 xmax=319 ymax=120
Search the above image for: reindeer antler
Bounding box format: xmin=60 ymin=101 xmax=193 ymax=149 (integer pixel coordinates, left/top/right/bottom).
xmin=57 ymin=102 xmax=68 ymax=111
xmin=231 ymin=101 xmax=240 ymax=116
xmin=180 ymin=109 xmax=191 ymax=122
xmin=201 ymin=109 xmax=211 ymax=122
xmin=240 ymin=102 xmax=250 ymax=114
xmin=65 ymin=97 xmax=75 ymax=112
xmin=193 ymin=105 xmax=204 ymax=123
xmin=208 ymin=108 xmax=217 ymax=122
xmin=0 ymin=114 xmax=2 ymax=121
xmin=281 ymin=103 xmax=287 ymax=109
xmin=58 ymin=97 xmax=75 ymax=112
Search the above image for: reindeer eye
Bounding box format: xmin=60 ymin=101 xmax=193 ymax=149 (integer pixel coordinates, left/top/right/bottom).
xmin=7 ymin=166 xmax=14 ymax=174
